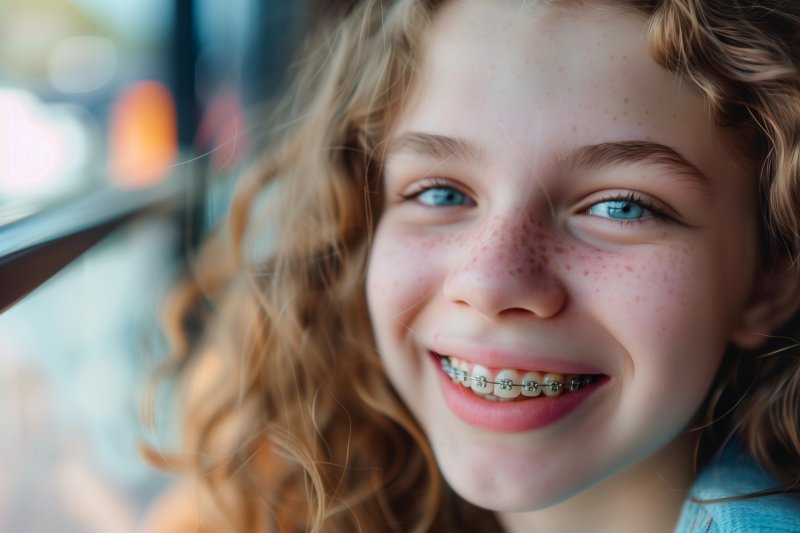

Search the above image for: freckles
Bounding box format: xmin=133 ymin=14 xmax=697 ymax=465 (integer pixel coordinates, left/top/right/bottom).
xmin=454 ymin=213 xmax=565 ymax=280
xmin=629 ymin=247 xmax=694 ymax=309
xmin=565 ymin=246 xmax=614 ymax=279
xmin=571 ymin=247 xmax=685 ymax=312
xmin=667 ymin=247 xmax=695 ymax=305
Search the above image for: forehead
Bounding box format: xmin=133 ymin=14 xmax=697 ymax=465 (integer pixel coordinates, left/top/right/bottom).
xmin=392 ymin=0 xmax=747 ymax=191
xmin=410 ymin=0 xmax=679 ymax=134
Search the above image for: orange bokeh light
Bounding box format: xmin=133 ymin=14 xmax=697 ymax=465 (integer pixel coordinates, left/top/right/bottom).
xmin=109 ymin=81 xmax=177 ymax=187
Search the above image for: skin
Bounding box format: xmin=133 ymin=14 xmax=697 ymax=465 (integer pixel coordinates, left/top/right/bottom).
xmin=367 ymin=1 xmax=764 ymax=531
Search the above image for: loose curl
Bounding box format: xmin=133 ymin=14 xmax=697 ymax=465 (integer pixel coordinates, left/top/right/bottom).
xmin=147 ymin=0 xmax=800 ymax=531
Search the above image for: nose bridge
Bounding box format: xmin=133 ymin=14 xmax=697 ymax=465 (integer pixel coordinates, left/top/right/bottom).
xmin=444 ymin=210 xmax=566 ymax=318
xmin=473 ymin=212 xmax=547 ymax=276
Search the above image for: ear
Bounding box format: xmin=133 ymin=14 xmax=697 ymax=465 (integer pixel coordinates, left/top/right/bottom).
xmin=731 ymin=258 xmax=800 ymax=350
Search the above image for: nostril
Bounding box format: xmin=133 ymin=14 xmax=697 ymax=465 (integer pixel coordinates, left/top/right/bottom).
xmin=444 ymin=271 xmax=567 ymax=319
xmin=497 ymin=307 xmax=538 ymax=318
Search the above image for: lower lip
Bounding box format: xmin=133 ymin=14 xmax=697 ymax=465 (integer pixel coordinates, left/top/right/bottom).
xmin=433 ymin=355 xmax=608 ymax=433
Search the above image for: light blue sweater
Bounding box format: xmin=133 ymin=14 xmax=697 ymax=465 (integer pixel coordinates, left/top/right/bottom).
xmin=675 ymin=444 xmax=800 ymax=532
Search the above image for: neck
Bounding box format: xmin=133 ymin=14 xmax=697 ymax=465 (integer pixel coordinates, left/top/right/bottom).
xmin=496 ymin=433 xmax=697 ymax=533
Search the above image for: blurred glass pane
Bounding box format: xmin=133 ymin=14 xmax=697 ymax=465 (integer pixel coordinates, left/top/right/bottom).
xmin=0 ymin=0 xmax=173 ymax=224
xmin=0 ymin=218 xmax=176 ymax=532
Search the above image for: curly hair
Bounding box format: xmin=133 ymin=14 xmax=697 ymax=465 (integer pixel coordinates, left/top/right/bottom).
xmin=147 ymin=1 xmax=800 ymax=530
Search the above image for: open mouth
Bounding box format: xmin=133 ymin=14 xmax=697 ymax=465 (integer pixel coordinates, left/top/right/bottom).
xmin=435 ymin=352 xmax=605 ymax=402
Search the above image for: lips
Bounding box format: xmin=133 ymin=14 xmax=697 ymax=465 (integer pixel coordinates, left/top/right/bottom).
xmin=430 ymin=350 xmax=609 ymax=433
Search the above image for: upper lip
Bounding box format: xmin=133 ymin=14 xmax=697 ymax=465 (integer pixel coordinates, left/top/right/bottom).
xmin=429 ymin=335 xmax=607 ymax=375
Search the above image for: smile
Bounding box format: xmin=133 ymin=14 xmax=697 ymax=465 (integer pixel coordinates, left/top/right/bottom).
xmin=432 ymin=351 xmax=609 ymax=432
xmin=438 ymin=354 xmax=602 ymax=402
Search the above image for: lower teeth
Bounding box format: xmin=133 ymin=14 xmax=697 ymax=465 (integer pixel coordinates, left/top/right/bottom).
xmin=440 ymin=357 xmax=596 ymax=400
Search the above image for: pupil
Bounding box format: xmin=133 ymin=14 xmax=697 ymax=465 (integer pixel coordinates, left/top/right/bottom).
xmin=433 ymin=189 xmax=460 ymax=204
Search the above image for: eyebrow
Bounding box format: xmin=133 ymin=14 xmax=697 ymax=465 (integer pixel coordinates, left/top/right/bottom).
xmin=384 ymin=132 xmax=485 ymax=164
xmin=385 ymin=133 xmax=711 ymax=193
xmin=558 ymin=140 xmax=712 ymax=193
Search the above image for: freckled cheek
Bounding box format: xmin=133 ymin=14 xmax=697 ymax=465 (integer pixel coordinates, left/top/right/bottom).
xmin=366 ymin=225 xmax=449 ymax=318
xmin=578 ymin=246 xmax=730 ymax=382
xmin=572 ymin=249 xmax=699 ymax=345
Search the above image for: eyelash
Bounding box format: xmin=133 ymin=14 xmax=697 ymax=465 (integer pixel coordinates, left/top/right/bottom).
xmin=397 ymin=180 xmax=673 ymax=225
xmin=589 ymin=191 xmax=672 ymax=224
xmin=398 ymin=177 xmax=472 ymax=203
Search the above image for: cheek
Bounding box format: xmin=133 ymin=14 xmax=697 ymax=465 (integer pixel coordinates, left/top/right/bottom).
xmin=576 ymin=247 xmax=695 ymax=337
xmin=366 ymin=224 xmax=444 ymax=328
xmin=573 ymin=244 xmax=729 ymax=391
xmin=366 ymin=222 xmax=458 ymax=390
xmin=567 ymin=245 xmax=733 ymax=438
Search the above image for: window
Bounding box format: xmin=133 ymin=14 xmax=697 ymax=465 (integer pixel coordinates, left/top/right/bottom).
xmin=0 ymin=1 xmax=308 ymax=529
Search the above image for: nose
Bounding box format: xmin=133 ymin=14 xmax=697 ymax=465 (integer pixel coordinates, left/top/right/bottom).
xmin=442 ymin=215 xmax=567 ymax=320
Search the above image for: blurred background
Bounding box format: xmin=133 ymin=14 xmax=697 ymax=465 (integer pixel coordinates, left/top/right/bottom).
xmin=0 ymin=0 xmax=351 ymax=530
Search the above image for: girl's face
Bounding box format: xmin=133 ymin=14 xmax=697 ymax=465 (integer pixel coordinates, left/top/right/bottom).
xmin=367 ymin=0 xmax=759 ymax=515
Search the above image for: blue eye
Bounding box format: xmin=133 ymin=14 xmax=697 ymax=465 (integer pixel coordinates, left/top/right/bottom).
xmin=588 ymin=199 xmax=646 ymax=220
xmin=415 ymin=186 xmax=472 ymax=207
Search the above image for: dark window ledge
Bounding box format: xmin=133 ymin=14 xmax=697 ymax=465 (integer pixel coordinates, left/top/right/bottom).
xmin=0 ymin=180 xmax=183 ymax=313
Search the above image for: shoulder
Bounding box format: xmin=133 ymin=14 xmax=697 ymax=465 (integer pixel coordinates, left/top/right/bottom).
xmin=675 ymin=444 xmax=800 ymax=533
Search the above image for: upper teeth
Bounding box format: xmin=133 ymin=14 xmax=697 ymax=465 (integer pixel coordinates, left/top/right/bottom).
xmin=440 ymin=356 xmax=593 ymax=400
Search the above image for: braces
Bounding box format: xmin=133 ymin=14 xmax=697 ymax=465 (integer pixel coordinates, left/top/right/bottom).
xmin=440 ymin=357 xmax=595 ymax=393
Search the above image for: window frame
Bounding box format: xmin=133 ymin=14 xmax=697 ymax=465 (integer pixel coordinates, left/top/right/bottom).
xmin=0 ymin=0 xmax=201 ymax=314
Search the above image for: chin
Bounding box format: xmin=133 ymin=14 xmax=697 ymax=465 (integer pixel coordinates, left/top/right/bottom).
xmin=422 ymin=426 xmax=600 ymax=513
xmin=436 ymin=456 xmax=587 ymax=512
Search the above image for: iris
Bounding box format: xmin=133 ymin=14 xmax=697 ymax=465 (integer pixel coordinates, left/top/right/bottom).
xmin=417 ymin=186 xmax=471 ymax=207
xmin=589 ymin=199 xmax=645 ymax=220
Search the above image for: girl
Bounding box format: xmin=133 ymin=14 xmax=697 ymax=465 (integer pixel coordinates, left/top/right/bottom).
xmin=145 ymin=0 xmax=800 ymax=531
